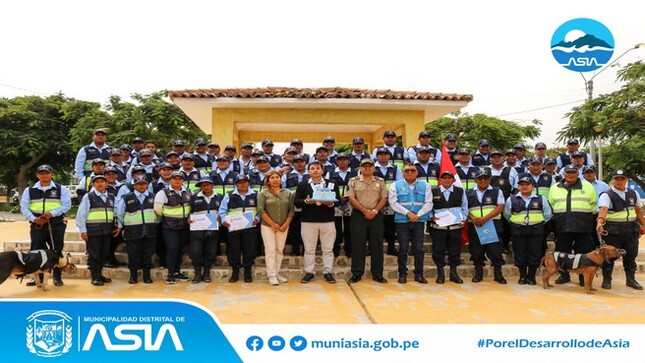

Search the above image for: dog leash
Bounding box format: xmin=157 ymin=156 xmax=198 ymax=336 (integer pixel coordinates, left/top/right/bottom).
xmin=46 ymin=221 xmax=55 ymax=251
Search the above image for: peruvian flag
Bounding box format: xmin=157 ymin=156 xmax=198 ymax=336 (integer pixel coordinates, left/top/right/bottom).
xmin=439 ymin=142 xmax=469 ymax=244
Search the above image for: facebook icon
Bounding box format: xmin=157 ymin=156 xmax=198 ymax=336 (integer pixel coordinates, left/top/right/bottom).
xmin=246 ymin=336 xmax=264 ymax=351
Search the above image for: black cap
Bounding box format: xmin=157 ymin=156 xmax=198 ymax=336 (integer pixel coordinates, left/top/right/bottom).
xmin=478 ymin=139 xmax=491 ymax=147
xmin=582 ymin=165 xmax=596 ymax=174
xmin=170 ymin=170 xmax=185 ymax=179
xmin=172 ymin=140 xmax=185 ymax=147
xmin=36 ymin=164 xmax=53 ymax=173
xmin=474 ymin=170 xmax=491 ymax=179
xmin=490 ymin=150 xmax=503 ymax=157
xmin=194 ymin=138 xmax=207 ymax=145
xmin=336 ymin=152 xmax=350 ymax=160
xmin=517 ymin=176 xmax=534 ymax=185
xmin=255 ymin=155 xmax=270 ymax=163
xmin=535 ymin=142 xmax=547 ymax=149
xmin=504 ymin=149 xmax=517 ymax=156
xmin=445 ymin=134 xmax=457 ymax=141
xmin=352 ymin=136 xmax=364 ymax=144
xmin=196 ymin=176 xmax=214 ymax=186
xmin=138 ymin=149 xmax=153 ymax=157
xmin=208 ymin=142 xmax=219 ymax=147
xmin=528 ymin=156 xmax=543 ymax=164
xmin=132 ymin=136 xmax=144 ymax=143
xmin=130 ymin=164 xmax=147 ymax=173
xmin=440 ymin=170 xmax=455 ymax=178
xmin=417 ymin=145 xmax=431 ymax=153
xmin=294 ymin=153 xmax=307 ymax=162
xmin=563 ymin=164 xmax=578 ymax=172
xmin=241 ymin=142 xmax=253 ymax=149
xmin=132 ymin=176 xmax=148 ymax=185
xmin=224 ymin=144 xmax=236 ymax=151
xmin=513 ymin=143 xmax=526 ymax=151
xmin=360 ymin=158 xmax=374 ymax=166
xmin=251 ymin=148 xmax=263 ymax=156
xmin=261 ymin=139 xmax=274 ymax=147
xmin=119 ymin=144 xmax=132 ymax=151
xmin=157 ymin=162 xmax=173 ymax=170
xmin=571 ymin=151 xmax=584 ymax=158
xmin=383 ymin=130 xmax=396 ymax=137
xmin=315 ymin=146 xmax=328 ymax=153
xmin=165 ymin=151 xmax=180 ymax=158
xmin=611 ymin=170 xmax=628 ymax=179
xmin=181 ymin=153 xmax=195 ymax=161
xmin=235 ymin=174 xmax=250 ymax=183
xmin=544 ymin=158 xmax=556 ymax=165
xmin=457 ymin=148 xmax=470 ymax=154
xmin=567 ymin=138 xmax=579 ymax=145
xmin=93 ymin=129 xmax=107 ymax=135
xmin=290 ymin=138 xmax=303 ymax=145
xmin=375 ymin=147 xmax=391 ymax=155
xmin=110 ymin=148 xmax=122 ymax=156
xmin=418 ymin=131 xmax=431 ymax=138
xmin=323 ymin=136 xmax=335 ymax=143
xmin=91 ymin=175 xmax=107 ymax=183
xmin=103 ymin=166 xmax=118 ymax=174
xmin=91 ymin=158 xmax=106 ymax=166
xmin=284 ymin=146 xmax=298 ymax=154
xmin=216 ymin=154 xmax=230 ymax=162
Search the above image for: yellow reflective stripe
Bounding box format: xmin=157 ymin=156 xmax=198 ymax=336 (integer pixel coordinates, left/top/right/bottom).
xmin=87 ymin=209 xmax=114 ymax=224
xmin=606 ymin=208 xmax=637 ymax=222
xmin=468 ymin=206 xmax=501 ymax=219
xmin=228 ymin=208 xmax=257 ymax=218
xmin=509 ymin=211 xmax=545 ymax=225
xmin=162 ymin=205 xmax=190 ymax=218
xmin=537 ymin=187 xmax=550 ymax=197
xmin=124 ymin=209 xmax=157 ymax=225
xmin=29 ymin=200 xmax=62 ymax=214
xmin=393 ymin=161 xmax=404 ymax=169
xmin=251 ymin=185 xmax=262 ymax=193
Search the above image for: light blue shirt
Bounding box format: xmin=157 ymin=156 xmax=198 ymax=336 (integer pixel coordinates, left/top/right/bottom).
xmin=74 ymin=142 xmax=111 ymax=179
xmin=431 ymin=185 xmax=469 ymax=219
xmin=20 ymin=182 xmax=72 ymax=222
xmin=488 ymin=166 xmax=519 ymax=190
xmin=407 ymin=145 xmax=441 ymax=164
xmin=218 ymin=189 xmax=260 ymax=223
xmin=76 ymin=190 xmax=120 ymax=233
xmin=598 ymin=186 xmax=642 ymax=208
xmin=503 ymin=192 xmax=552 ymax=222
xmin=371 ymin=145 xmax=409 ymax=161
xmin=125 ymin=162 xmax=156 ymax=181
xmin=474 ymin=185 xmax=505 ymax=205
xmin=375 ymin=162 xmax=403 ymax=181
xmin=116 ymin=190 xmax=157 ymax=226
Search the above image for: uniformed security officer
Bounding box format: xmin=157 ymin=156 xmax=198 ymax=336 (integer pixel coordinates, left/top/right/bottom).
xmin=188 ymin=177 xmax=222 ymax=283
xmin=261 ymin=139 xmax=283 ymax=168
xmin=209 ymin=154 xmax=238 ymax=257
xmin=513 ymin=143 xmax=530 ymax=168
xmin=556 ymin=138 xmax=593 ymax=170
xmin=444 ymin=134 xmax=460 ymax=166
xmin=520 ymin=156 xmax=556 ymax=254
xmin=283 ymin=154 xmax=310 ymax=256
xmin=504 ymin=176 xmax=551 ymax=285
xmin=504 ymin=149 xmax=526 ymax=174
xmin=310 ymin=146 xmax=336 ymax=177
xmin=180 ymin=154 xmax=206 ymax=192
xmin=223 ymin=145 xmax=241 ymax=174
xmin=544 ymin=158 xmax=561 ymax=183
xmin=126 ymin=149 xmax=157 ymax=181
xmin=20 ymin=165 xmax=72 ymax=287
xmin=455 ymin=148 xmax=479 ymax=191
xmin=77 ymin=158 xmax=107 ymax=201
xmin=485 ymin=150 xmax=518 ymax=255
xmin=107 ymin=148 xmax=129 ymax=182
xmin=582 ymin=165 xmax=609 ymax=248
xmin=115 ymin=176 xmax=157 ymax=284
xmin=193 ymin=138 xmax=215 ymax=174
xmin=372 ymin=130 xmax=408 ymax=169
xmin=218 ymin=174 xmax=260 ymax=283
xmin=472 ymin=139 xmax=492 ymax=167
xmin=389 ymin=163 xmax=434 ymax=284
xmin=548 ymin=164 xmax=597 ymax=285
xmin=249 ymin=155 xmax=272 ymax=194
xmin=347 ymin=158 xmax=389 ymax=284
xmin=413 ymin=146 xmax=440 ymax=187
xmin=238 ymin=143 xmax=255 ymax=175
xmin=153 ymin=170 xmax=192 ymax=284
xmin=321 ymin=136 xmax=339 ymax=164
xmin=76 ymin=175 xmax=121 ymax=286
xmin=597 ymin=170 xmax=645 ymax=290
xmin=466 ymin=170 xmax=507 ymax=284
xmin=330 ymin=153 xmax=357 ymax=257
xmin=349 ymin=137 xmax=372 ymax=170
xmin=289 ymin=139 xmax=311 ymax=166
xmin=408 ymin=131 xmax=441 ymax=164
xmin=374 ymin=147 xmax=403 ymax=256
xmin=429 ymin=171 xmax=468 ymax=284
xmin=74 ymin=129 xmax=111 ymax=179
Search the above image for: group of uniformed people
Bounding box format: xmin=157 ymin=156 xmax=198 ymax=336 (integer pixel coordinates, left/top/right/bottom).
xmin=18 ymin=128 xmax=644 ymax=289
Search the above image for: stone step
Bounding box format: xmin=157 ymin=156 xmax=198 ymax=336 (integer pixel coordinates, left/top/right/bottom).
xmin=45 ymin=261 xmax=645 ymax=282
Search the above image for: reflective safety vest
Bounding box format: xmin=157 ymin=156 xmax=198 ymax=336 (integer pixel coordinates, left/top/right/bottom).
xmin=519 ymin=172 xmax=553 ymax=199
xmin=330 ymin=169 xmax=357 ymax=198
xmin=28 ymin=183 xmax=64 ymax=217
xmin=456 ymin=165 xmax=479 ymax=190
xmin=82 ymin=145 xmax=110 ymax=176
xmin=389 ymin=146 xmax=407 ymax=170
xmin=486 ymin=166 xmax=513 ymax=199
xmin=374 ymin=164 xmax=399 ymax=192
xmin=604 ymin=189 xmax=639 ymax=235
xmin=548 ymin=179 xmax=595 ymax=233
xmin=509 ymin=195 xmax=545 ymax=226
xmin=466 ymin=188 xmax=502 ymax=220
xmin=225 ymin=192 xmax=258 ymax=230
xmin=183 ymin=170 xmax=202 ymax=192
xmin=161 ymin=188 xmax=191 ymax=230
xmin=393 ymin=180 xmax=430 ymax=223
xmin=415 ymin=163 xmax=439 ymax=187
xmin=249 ymin=171 xmax=266 ymax=193
xmin=86 ymin=193 xmax=115 ymax=236
xmin=349 ymin=153 xmax=371 ymax=170
xmin=210 ymin=170 xmax=238 ymax=196
xmin=190 ymin=193 xmax=222 ymax=235
xmin=122 ymin=192 xmax=157 ymax=239
xmin=193 ymin=153 xmax=214 ymax=174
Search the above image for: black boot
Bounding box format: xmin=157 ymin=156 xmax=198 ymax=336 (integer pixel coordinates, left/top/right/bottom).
xmin=472 ymin=266 xmax=483 ymax=283
xmin=435 ymin=267 xmax=445 ymax=284
xmin=202 ymin=266 xmax=212 ymax=283
xmin=129 ymin=269 xmax=138 ymax=284
xmin=449 ymin=266 xmax=463 ymax=284
xmin=527 ymin=266 xmax=537 ymax=285
xmin=229 ymin=268 xmax=240 ymax=283
xmin=192 ymin=267 xmax=202 ymax=284
xmin=517 ymin=266 xmax=527 ymax=285
xmin=244 ymin=267 xmax=252 ymax=283
xmin=53 ymin=268 xmax=63 ymax=286
xmin=91 ymin=268 xmax=104 ymax=286
xmin=626 ymin=270 xmax=643 ymax=290
xmin=555 ymin=271 xmax=570 ymax=284
xmin=493 ymin=266 xmax=507 ymax=284
xmin=142 ymin=269 xmax=152 ymax=284
xmin=601 ymin=267 xmax=612 ymax=289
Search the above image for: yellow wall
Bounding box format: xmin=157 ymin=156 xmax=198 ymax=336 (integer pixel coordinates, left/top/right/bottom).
xmin=211 ymin=108 xmax=426 ymax=149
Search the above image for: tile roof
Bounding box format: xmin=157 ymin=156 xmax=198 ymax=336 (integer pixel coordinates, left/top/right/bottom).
xmin=168 ymin=87 xmax=472 ymax=102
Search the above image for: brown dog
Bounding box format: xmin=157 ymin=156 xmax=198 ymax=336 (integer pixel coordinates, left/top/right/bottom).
xmin=540 ymin=245 xmax=626 ymax=294
xmin=0 ymin=250 xmax=77 ymax=291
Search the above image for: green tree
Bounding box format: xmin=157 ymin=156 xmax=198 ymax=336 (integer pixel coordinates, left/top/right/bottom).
xmin=558 ymin=61 xmax=645 ymax=187
xmin=424 ymin=112 xmax=542 ymax=151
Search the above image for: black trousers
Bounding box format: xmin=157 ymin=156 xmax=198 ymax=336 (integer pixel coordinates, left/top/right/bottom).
xmin=87 ymin=234 xmax=111 ymax=271
xmin=602 ymin=231 xmax=639 ymax=272
xmin=500 ymin=216 xmax=512 ymax=251
xmin=467 ymin=223 xmax=505 ymax=267
xmin=125 ymin=236 xmax=156 ymax=270
xmin=350 ymin=212 xmax=384 ymax=277
xmin=227 ymin=227 xmax=258 ymax=269
xmin=163 ymin=228 xmax=189 ymax=275
xmin=383 ymin=214 xmax=396 ymax=244
xmin=334 ymin=215 xmax=352 ymax=256
xmin=108 ymin=230 xmax=124 ymax=263
xmin=155 ymin=223 xmax=167 ymax=267
xmin=430 ymin=227 xmax=462 ymax=268
xmin=30 ymin=219 xmax=66 ymax=279
xmin=511 ymin=227 xmax=544 ymax=267
xmin=190 ymin=231 xmax=219 ymax=269
xmin=287 ymin=212 xmax=303 ymax=255
xmin=555 ymin=232 xmax=594 ymax=254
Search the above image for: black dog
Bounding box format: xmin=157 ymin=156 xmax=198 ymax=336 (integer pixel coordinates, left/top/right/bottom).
xmin=0 ymin=250 xmax=77 ymax=291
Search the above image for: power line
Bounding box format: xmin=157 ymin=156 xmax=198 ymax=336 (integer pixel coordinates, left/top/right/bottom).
xmin=0 ymin=82 xmax=51 ymax=96
xmin=493 ymin=99 xmax=585 ymax=118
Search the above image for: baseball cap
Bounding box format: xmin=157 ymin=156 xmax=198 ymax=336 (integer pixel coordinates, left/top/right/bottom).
xmin=294 ymin=153 xmax=307 ymax=162
xmin=528 ymin=156 xmax=543 ymax=164
xmin=235 ymin=174 xmax=250 ymax=183
xmin=563 ymin=164 xmax=578 ymax=173
xmin=457 ymin=148 xmax=470 ymax=154
xmin=255 ymin=155 xmax=270 ymax=163
xmin=284 ymin=146 xmax=298 ymax=154
xmin=571 ymin=151 xmax=584 ymax=158
xmin=490 ymin=150 xmax=503 ymax=157
xmin=110 ymin=148 xmax=122 ymax=156
xmin=383 ymin=130 xmax=396 ymax=137
xmin=157 ymin=162 xmax=173 ymax=170
xmin=91 ymin=158 xmax=106 ymax=165
xmin=251 ymin=148 xmax=263 ymax=156
xmin=445 ymin=134 xmax=457 ymax=141
xmin=513 ymin=143 xmax=526 ymax=151
xmin=582 ymin=165 xmax=596 ymax=174
xmin=172 ymin=140 xmax=185 ymax=147
xmin=180 ymin=153 xmax=195 ymax=161
xmin=103 ymin=166 xmax=118 ymax=174
xmin=131 ymin=137 xmax=144 ymax=143
xmin=375 ymin=147 xmax=391 ymax=155
xmin=352 ymin=136 xmax=364 ymax=144
xmin=224 ymin=144 xmax=236 ymax=151
xmin=336 ymin=152 xmax=350 ymax=160
xmin=544 ymin=158 xmax=556 ymax=165
xmin=478 ymin=139 xmax=491 ymax=147
xmin=241 ymin=142 xmax=253 ymax=149
xmin=36 ymin=165 xmax=53 ymax=173
xmin=611 ymin=170 xmax=628 ymax=179
xmin=216 ymin=154 xmax=230 ymax=162
xmin=170 ymin=170 xmax=185 ymax=179
xmin=132 ymin=176 xmax=148 ymax=185
xmin=196 ymin=177 xmax=214 ymax=186
xmin=138 ymin=149 xmax=153 ymax=157
xmin=208 ymin=142 xmax=219 ymax=147
xmin=418 ymin=131 xmax=431 ymax=138
xmin=440 ymin=170 xmax=455 ymax=178
xmin=290 ymin=138 xmax=303 ymax=145
xmin=360 ymin=158 xmax=375 ymax=166
xmin=93 ymin=129 xmax=107 ymax=135
xmin=194 ymin=138 xmax=207 ymax=145
xmin=130 ymin=164 xmax=147 ymax=173
xmin=417 ymin=145 xmax=431 ymax=153
xmin=474 ymin=170 xmax=491 ymax=179
xmin=504 ymin=149 xmax=517 ymax=156
xmin=517 ymin=176 xmax=534 ymax=185
xmin=567 ymin=138 xmax=579 ymax=145
xmin=535 ymin=142 xmax=547 ymax=149
xmin=91 ymin=175 xmax=107 ymax=183
xmin=165 ymin=151 xmax=180 ymax=158
xmin=261 ymin=139 xmax=274 ymax=147
xmin=323 ymin=136 xmax=335 ymax=143
xmin=315 ymin=146 xmax=328 ymax=153
xmin=119 ymin=144 xmax=132 ymax=151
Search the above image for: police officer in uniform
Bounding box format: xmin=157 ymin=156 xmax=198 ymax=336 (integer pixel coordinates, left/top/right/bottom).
xmin=597 ymin=170 xmax=645 ymax=290
xmin=374 ymin=147 xmax=403 ymax=256
xmin=556 ymin=138 xmax=593 ymax=170
xmin=261 ymin=139 xmax=283 ymax=168
xmin=413 ymin=146 xmax=440 ymax=188
xmin=77 ymin=158 xmax=107 ymax=201
xmin=408 ymin=131 xmax=440 ymax=164
xmin=472 ymin=139 xmax=492 ymax=167
xmin=283 ymin=154 xmax=310 ymax=256
xmin=372 ymin=130 xmax=408 ymax=170
xmin=116 ymin=176 xmax=157 ymax=284
xmin=466 ymin=170 xmax=507 ymax=284
xmin=349 ymin=137 xmax=371 ymax=170
xmin=20 ymin=165 xmax=72 ymax=287
xmin=455 ymin=148 xmax=479 ymax=191
xmin=330 ymin=153 xmax=357 ymax=257
xmin=504 ymin=176 xmax=551 ymax=285
xmin=188 ymin=177 xmax=221 ymax=283
xmin=548 ymin=164 xmax=597 ymax=285
xmin=444 ymin=134 xmax=460 ymax=165
xmin=193 ymin=138 xmax=215 ymax=174
xmin=75 ymin=129 xmax=111 ymax=179
xmin=485 ymin=150 xmax=518 ymax=255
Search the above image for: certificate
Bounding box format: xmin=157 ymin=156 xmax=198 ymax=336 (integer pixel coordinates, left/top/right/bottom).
xmin=475 ymin=219 xmax=499 ymax=245
xmin=225 ymin=212 xmax=255 ymax=232
xmin=434 ymin=208 xmax=463 ymax=227
xmin=189 ymin=213 xmax=219 ymax=231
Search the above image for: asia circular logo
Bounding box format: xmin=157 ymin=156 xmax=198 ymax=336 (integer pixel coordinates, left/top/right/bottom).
xmin=26 ymin=310 xmax=73 ymax=357
xmin=551 ymin=18 xmax=614 ymax=72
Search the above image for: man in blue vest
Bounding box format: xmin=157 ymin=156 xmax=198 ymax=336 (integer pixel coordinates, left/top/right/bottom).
xmin=74 ymin=129 xmax=111 ymax=179
xmin=388 ymin=163 xmax=434 ymax=284
xmin=20 ymin=165 xmax=72 ymax=287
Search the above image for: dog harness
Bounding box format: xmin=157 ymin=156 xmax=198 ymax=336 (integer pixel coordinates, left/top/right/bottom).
xmin=553 ymin=252 xmax=600 ymax=270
